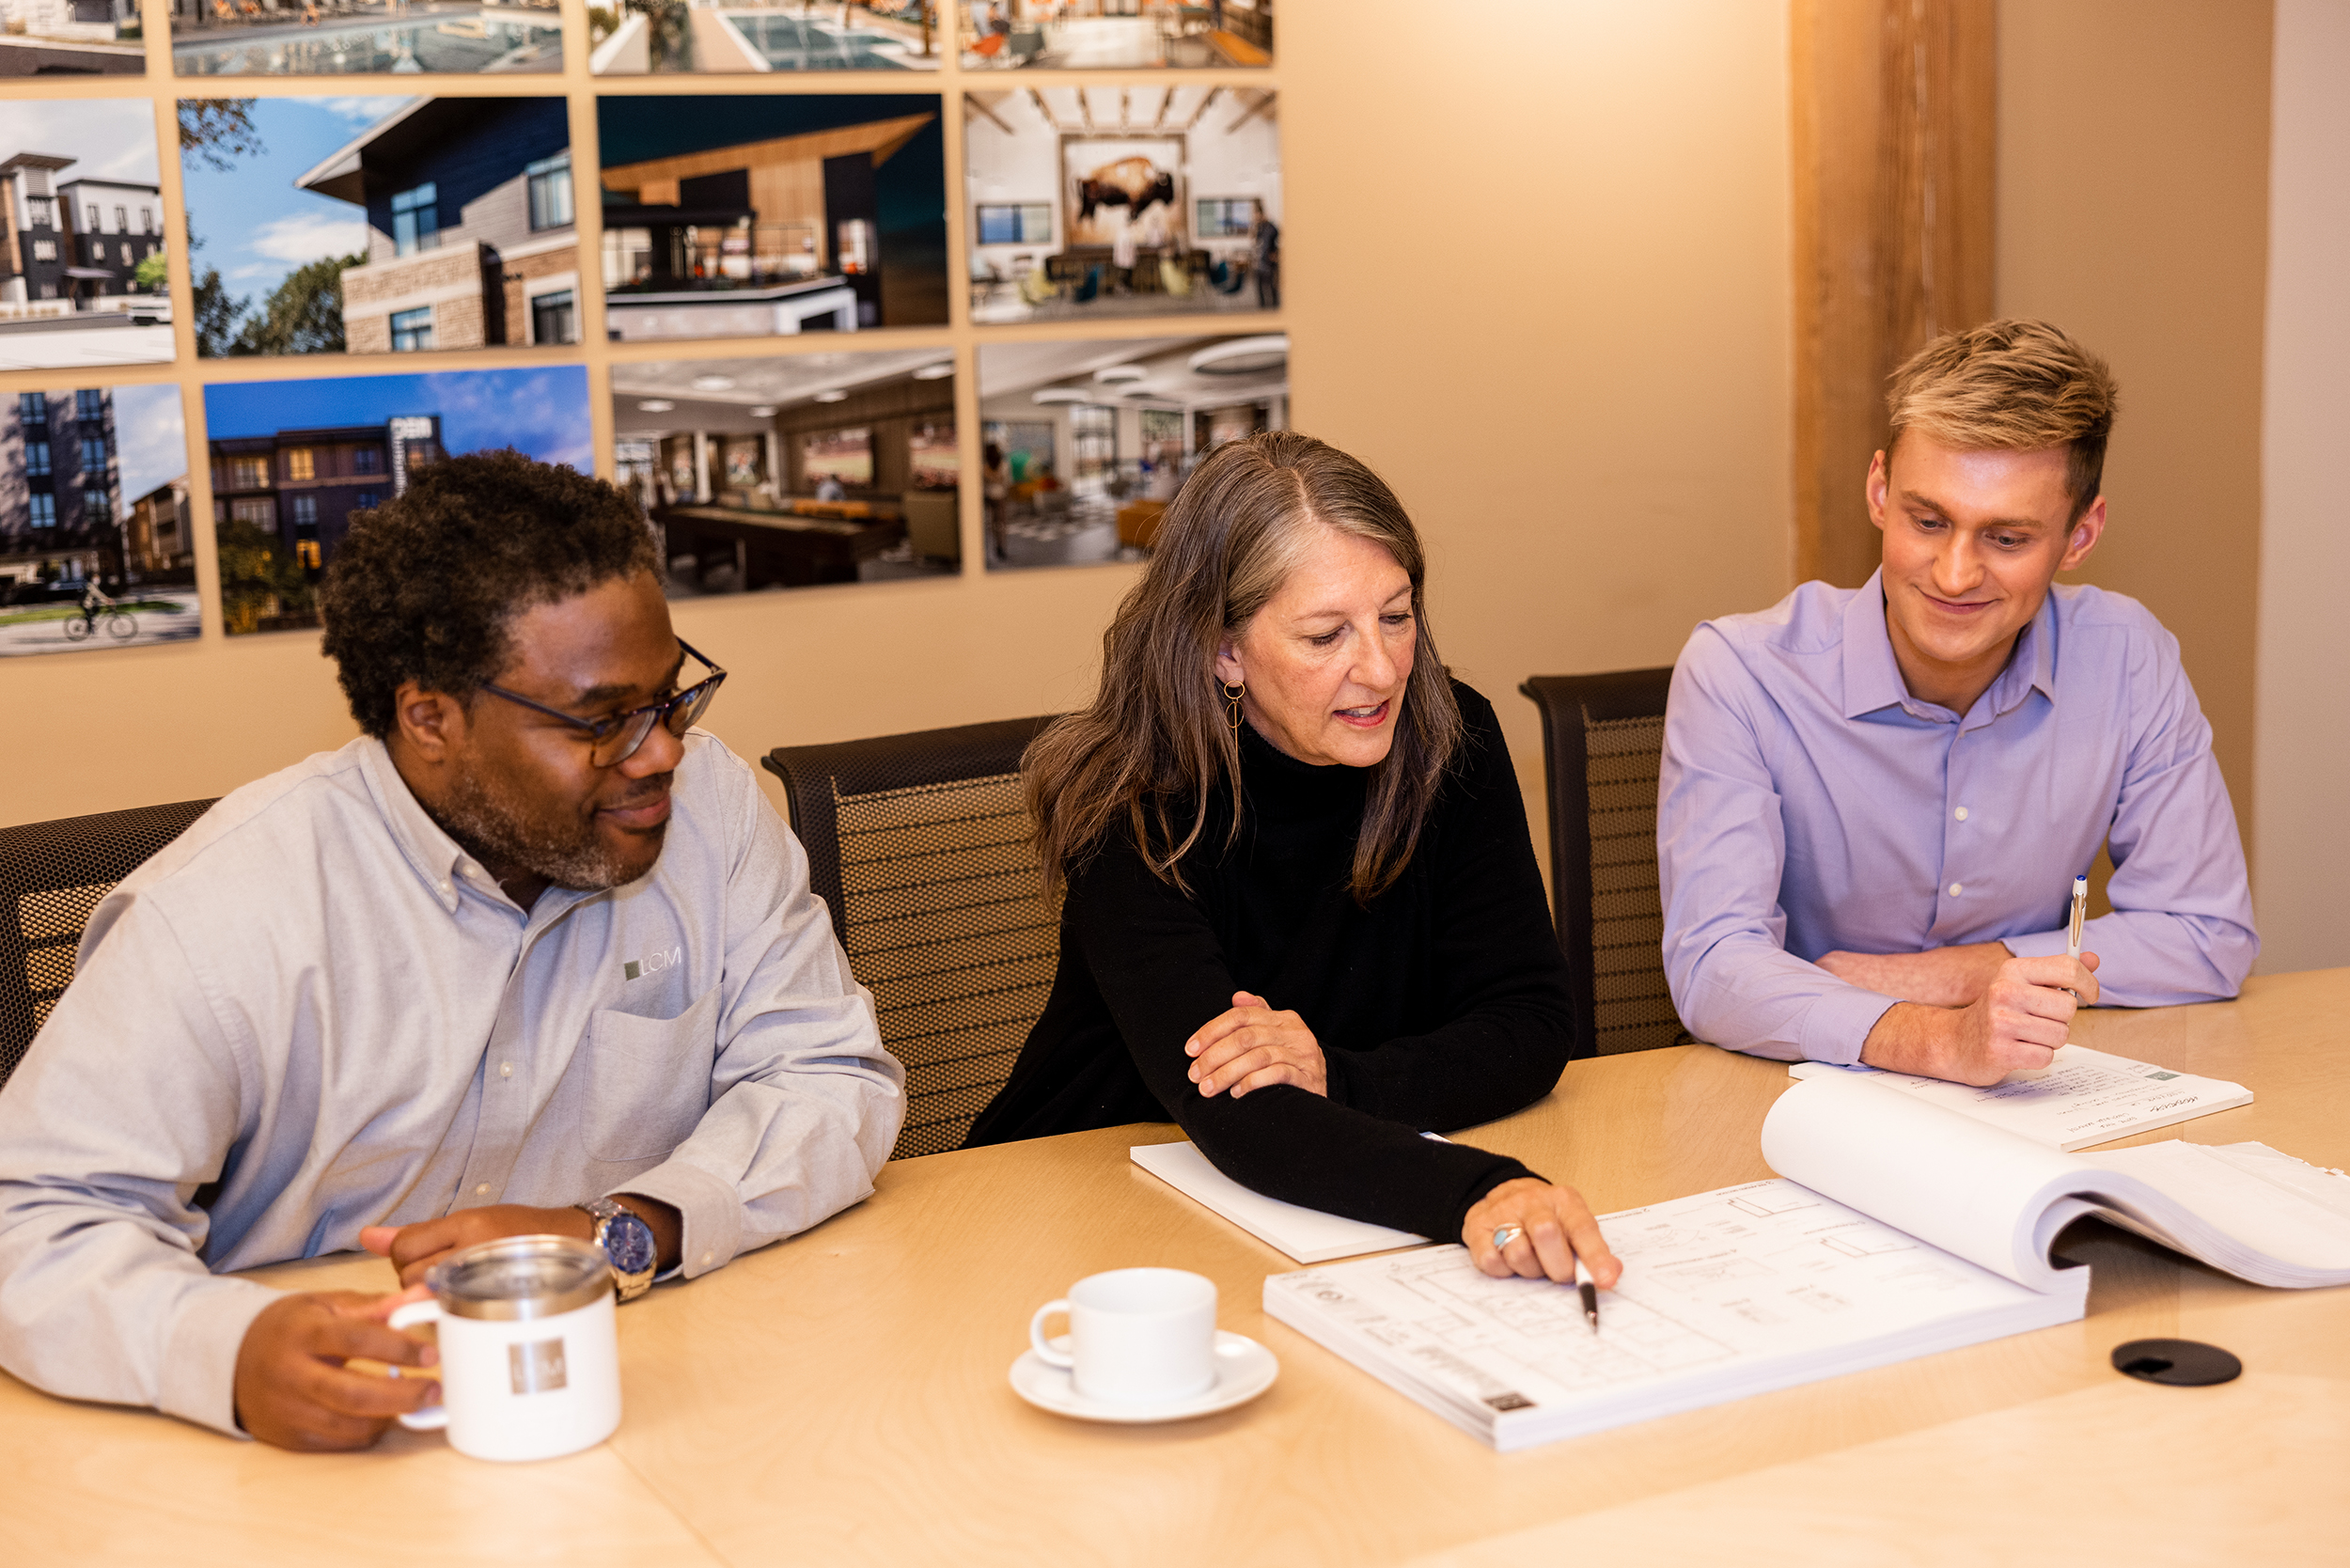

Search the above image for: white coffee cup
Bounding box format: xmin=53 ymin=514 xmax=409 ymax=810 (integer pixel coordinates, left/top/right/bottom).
xmin=1028 ymin=1267 xmax=1218 ymax=1403
xmin=386 ymin=1233 xmax=621 ymax=1463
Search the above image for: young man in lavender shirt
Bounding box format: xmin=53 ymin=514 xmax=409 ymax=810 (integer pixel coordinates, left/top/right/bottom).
xmin=1658 ymin=320 xmax=2256 ymax=1087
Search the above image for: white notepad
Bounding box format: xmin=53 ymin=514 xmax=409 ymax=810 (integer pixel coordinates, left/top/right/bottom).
xmin=1129 ymin=1140 xmax=1428 ymax=1263
xmin=1789 ymin=1043 xmax=2252 ymax=1150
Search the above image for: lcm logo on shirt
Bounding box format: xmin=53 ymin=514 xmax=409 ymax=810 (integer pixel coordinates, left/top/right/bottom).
xmin=622 ymin=947 xmax=682 ymax=982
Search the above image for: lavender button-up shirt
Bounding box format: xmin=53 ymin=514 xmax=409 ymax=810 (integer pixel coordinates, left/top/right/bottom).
xmin=1658 ymin=571 xmax=2256 ymax=1064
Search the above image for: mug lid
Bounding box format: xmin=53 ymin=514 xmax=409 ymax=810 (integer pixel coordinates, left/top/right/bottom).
xmin=425 ymin=1233 xmax=613 ymax=1320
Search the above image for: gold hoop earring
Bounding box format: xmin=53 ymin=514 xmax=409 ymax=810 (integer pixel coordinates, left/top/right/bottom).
xmin=1221 ymin=681 xmax=1245 ymax=731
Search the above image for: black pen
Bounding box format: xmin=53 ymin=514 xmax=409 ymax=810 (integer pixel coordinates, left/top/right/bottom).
xmin=1574 ymin=1256 xmax=1600 ymax=1332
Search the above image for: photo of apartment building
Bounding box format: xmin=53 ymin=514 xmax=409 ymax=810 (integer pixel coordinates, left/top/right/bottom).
xmin=611 ymin=348 xmax=961 ymax=594
xmin=210 ymin=416 xmax=429 ymax=602
xmin=964 ymin=86 xmax=1279 ymax=324
xmin=598 ymin=93 xmax=949 ymax=339
xmin=295 ymin=97 xmax=580 ymax=354
xmin=204 ymin=365 xmax=590 ymax=633
xmin=0 ymin=381 xmax=199 ymax=656
xmin=0 ymin=102 xmax=173 ymax=370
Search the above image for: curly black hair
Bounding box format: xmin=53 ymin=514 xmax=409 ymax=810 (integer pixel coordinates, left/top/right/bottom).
xmin=319 ymin=450 xmax=660 ymax=739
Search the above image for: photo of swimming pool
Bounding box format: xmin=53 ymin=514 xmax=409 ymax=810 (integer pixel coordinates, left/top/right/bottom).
xmin=728 ymin=12 xmax=923 ymax=68
xmin=171 ymin=10 xmax=561 ymax=76
xmin=588 ymin=4 xmax=941 ymax=74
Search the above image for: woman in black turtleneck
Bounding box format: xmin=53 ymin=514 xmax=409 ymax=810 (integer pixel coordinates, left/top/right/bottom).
xmin=965 ymin=432 xmax=1620 ymax=1290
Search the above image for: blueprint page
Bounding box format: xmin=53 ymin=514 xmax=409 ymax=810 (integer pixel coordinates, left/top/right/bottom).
xmin=1266 ymin=1177 xmax=2075 ymax=1437
xmin=1791 ymin=1044 xmax=2250 ymax=1150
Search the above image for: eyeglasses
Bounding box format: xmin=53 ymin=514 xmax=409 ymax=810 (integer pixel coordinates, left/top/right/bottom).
xmin=478 ymin=639 xmax=727 ymax=769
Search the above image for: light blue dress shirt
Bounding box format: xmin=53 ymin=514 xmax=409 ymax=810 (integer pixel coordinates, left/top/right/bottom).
xmin=1659 ymin=571 xmax=2257 ymax=1064
xmin=0 ymin=732 xmax=904 ymax=1436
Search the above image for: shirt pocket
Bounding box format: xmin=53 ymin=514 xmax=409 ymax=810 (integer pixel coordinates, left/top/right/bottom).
xmin=580 ymin=983 xmax=722 ymax=1163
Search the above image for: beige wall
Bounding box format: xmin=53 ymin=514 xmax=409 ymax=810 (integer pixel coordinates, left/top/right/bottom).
xmin=2253 ymin=0 xmax=2350 ymax=973
xmin=1996 ymin=0 xmax=2274 ymax=854
xmin=0 ymin=0 xmax=1796 ymax=853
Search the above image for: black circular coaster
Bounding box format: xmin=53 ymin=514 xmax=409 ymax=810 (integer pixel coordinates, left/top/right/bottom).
xmin=2111 ymin=1338 xmax=2243 ymax=1387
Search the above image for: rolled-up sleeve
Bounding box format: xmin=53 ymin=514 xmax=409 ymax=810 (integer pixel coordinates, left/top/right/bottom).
xmin=612 ymin=760 xmax=905 ymax=1274
xmin=1658 ymin=632 xmax=1899 ymax=1064
xmin=0 ymin=902 xmax=275 ymax=1437
xmin=1998 ymin=631 xmax=2256 ymax=1003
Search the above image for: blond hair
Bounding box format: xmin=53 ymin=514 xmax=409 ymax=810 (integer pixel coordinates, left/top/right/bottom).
xmin=1886 ymin=319 xmax=2119 ymax=520
xmin=1023 ymin=431 xmax=1464 ymax=905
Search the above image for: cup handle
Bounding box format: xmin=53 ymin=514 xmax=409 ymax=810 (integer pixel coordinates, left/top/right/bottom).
xmin=1028 ymin=1299 xmax=1073 ymax=1369
xmin=385 ymin=1298 xmax=448 ymax=1432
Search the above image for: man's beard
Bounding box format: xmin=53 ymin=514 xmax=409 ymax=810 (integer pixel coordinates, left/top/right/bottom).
xmin=432 ymin=767 xmax=667 ymax=893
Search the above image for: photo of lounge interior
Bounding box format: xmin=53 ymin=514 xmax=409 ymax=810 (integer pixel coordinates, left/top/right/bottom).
xmin=961 ymin=0 xmax=1269 ymax=70
xmin=612 ymin=348 xmax=961 ymax=596
xmin=978 ymin=331 xmax=1283 ymax=571
xmin=588 ymin=0 xmax=942 ymax=73
xmin=598 ymin=94 xmax=949 ymax=340
xmin=964 ymin=86 xmax=1279 ymax=323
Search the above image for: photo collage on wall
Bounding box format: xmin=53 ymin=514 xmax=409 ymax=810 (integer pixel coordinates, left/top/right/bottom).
xmin=0 ymin=1 xmax=1280 ymax=655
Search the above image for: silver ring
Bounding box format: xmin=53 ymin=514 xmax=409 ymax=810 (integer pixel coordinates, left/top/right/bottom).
xmin=1492 ymin=1224 xmax=1525 ymax=1251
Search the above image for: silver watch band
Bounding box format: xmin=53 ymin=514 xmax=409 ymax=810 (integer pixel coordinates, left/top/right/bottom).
xmin=577 ymin=1197 xmax=656 ymax=1301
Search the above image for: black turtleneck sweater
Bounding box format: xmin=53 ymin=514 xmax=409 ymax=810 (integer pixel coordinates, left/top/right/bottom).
xmin=964 ymin=681 xmax=1579 ymax=1241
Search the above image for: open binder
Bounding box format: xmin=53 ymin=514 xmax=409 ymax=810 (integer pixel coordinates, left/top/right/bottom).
xmin=1264 ymin=1074 xmax=2350 ymax=1450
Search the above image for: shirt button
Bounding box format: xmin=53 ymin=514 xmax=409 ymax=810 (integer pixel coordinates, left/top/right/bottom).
xmin=1953 ymin=807 xmax=1969 ymax=822
xmin=700 ymin=1251 xmax=714 ymax=1267
xmin=1949 ymin=883 xmax=1965 ymax=897
xmin=499 ymin=1061 xmax=514 ymax=1078
xmin=474 ymin=1183 xmax=492 ymax=1197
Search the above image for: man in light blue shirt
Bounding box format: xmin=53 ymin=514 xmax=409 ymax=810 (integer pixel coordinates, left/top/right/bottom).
xmin=0 ymin=453 xmax=903 ymax=1450
xmin=1659 ymin=320 xmax=2256 ymax=1085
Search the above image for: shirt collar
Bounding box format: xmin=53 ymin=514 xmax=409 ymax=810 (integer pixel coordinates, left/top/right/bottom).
xmin=1971 ymin=587 xmax=2060 ymax=723
xmin=1839 ymin=569 xmax=1911 ymax=720
xmin=355 ymin=737 xmax=503 ymax=917
xmin=1840 ymin=569 xmax=2061 ymax=724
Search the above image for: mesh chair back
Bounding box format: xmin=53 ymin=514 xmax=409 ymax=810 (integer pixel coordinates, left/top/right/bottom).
xmin=764 ymin=717 xmax=1059 ymax=1160
xmin=1519 ymin=671 xmax=1694 ymax=1057
xmin=0 ymin=798 xmax=217 ymax=1090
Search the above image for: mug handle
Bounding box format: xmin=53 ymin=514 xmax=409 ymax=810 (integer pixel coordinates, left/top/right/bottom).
xmin=1028 ymin=1299 xmax=1073 ymax=1369
xmin=385 ymin=1298 xmax=448 ymax=1432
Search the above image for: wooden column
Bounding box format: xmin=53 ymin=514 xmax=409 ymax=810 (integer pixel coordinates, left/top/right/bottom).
xmin=1792 ymin=0 xmax=1998 ymax=588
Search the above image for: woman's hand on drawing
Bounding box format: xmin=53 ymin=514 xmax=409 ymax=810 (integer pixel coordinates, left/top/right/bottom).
xmin=1464 ymin=1177 xmax=1622 ymax=1288
xmin=1184 ymin=991 xmax=1327 ymax=1100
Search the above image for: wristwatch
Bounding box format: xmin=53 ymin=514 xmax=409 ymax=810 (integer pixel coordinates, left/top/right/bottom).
xmin=576 ymin=1197 xmax=658 ymax=1302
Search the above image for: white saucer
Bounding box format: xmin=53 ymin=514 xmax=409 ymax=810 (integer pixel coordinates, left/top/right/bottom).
xmin=1009 ymin=1331 xmax=1278 ymax=1423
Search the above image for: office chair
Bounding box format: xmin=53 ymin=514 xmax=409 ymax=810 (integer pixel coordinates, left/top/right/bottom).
xmin=0 ymin=798 xmax=217 ymax=1090
xmin=763 ymin=716 xmax=1060 ymax=1159
xmin=1519 ymin=670 xmax=1697 ymax=1057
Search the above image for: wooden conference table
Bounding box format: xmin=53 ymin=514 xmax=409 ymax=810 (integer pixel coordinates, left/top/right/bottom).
xmin=5 ymin=971 xmax=2346 ymax=1567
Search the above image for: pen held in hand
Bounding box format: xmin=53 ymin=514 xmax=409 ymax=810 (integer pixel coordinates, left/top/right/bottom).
xmin=1574 ymin=1255 xmax=1600 ymax=1333
xmin=2062 ymin=872 xmax=2088 ymax=1002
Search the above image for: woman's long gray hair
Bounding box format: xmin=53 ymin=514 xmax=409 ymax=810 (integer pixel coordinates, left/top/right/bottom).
xmin=1024 ymin=430 xmax=1465 ymax=904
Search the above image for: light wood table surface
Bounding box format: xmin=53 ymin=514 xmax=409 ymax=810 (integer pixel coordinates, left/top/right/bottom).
xmin=4 ymin=969 xmax=2345 ymax=1567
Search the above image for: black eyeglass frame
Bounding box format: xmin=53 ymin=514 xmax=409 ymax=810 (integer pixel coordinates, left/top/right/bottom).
xmin=477 ymin=638 xmax=727 ymax=768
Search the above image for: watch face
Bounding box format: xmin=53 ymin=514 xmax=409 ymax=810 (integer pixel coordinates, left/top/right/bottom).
xmin=601 ymin=1210 xmax=658 ymax=1277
